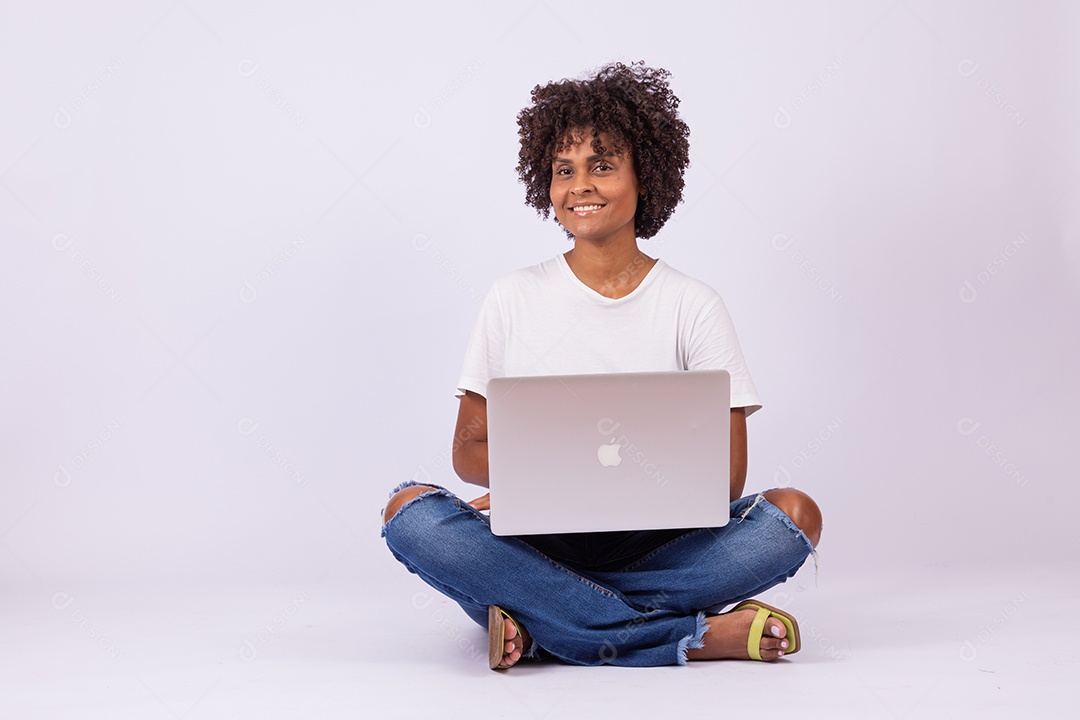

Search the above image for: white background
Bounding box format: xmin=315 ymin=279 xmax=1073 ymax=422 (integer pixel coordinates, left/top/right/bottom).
xmin=2 ymin=1 xmax=1078 ymax=714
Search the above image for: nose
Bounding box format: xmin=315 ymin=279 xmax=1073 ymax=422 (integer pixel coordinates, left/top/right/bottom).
xmin=571 ymin=174 xmax=595 ymax=195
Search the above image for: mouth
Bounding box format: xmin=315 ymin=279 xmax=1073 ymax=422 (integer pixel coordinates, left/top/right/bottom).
xmin=569 ymin=203 xmax=605 ymax=216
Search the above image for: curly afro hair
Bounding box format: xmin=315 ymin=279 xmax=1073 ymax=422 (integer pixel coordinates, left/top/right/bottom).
xmin=515 ymin=61 xmax=690 ymax=240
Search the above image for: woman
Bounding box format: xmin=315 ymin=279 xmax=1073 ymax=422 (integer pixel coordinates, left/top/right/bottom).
xmin=381 ymin=61 xmax=822 ymax=670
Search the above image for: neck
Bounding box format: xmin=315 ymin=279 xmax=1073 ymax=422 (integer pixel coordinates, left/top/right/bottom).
xmin=564 ymin=238 xmax=656 ymax=299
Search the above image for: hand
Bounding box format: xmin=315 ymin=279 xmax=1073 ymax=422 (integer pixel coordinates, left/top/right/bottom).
xmin=468 ymin=493 xmax=490 ymax=512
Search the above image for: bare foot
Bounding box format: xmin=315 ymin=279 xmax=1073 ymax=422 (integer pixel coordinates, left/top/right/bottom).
xmin=499 ymin=616 xmax=524 ymax=668
xmin=685 ymin=607 xmax=790 ymax=661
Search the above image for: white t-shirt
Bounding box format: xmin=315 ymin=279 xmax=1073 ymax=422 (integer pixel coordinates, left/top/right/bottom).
xmin=455 ymin=253 xmax=762 ymax=416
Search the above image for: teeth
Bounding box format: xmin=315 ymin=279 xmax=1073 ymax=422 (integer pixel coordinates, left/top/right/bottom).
xmin=573 ymin=204 xmax=602 ymax=211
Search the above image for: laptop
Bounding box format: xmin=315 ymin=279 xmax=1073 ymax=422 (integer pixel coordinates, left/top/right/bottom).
xmin=486 ymin=369 xmax=731 ymax=536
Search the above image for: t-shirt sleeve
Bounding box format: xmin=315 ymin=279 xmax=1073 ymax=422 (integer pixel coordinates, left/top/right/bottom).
xmin=685 ymin=296 xmax=763 ymax=417
xmin=454 ymin=284 xmax=505 ymax=400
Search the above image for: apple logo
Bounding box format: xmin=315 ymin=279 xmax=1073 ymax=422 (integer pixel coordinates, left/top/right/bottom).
xmin=597 ymin=438 xmax=623 ymax=467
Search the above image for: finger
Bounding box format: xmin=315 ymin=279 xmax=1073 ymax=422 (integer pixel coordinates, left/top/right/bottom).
xmin=468 ymin=493 xmax=491 ymax=511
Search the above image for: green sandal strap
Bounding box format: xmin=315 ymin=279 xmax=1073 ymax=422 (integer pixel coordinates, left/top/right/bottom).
xmin=746 ymin=606 xmax=770 ymax=661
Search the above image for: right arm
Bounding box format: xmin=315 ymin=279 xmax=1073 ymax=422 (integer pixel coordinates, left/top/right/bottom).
xmin=452 ymin=389 xmax=489 ymax=488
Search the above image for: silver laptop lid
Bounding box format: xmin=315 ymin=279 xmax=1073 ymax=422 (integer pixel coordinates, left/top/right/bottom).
xmin=487 ymin=370 xmax=731 ymax=536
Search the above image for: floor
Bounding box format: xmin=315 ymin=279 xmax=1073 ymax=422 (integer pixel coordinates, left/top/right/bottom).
xmin=2 ymin=561 xmax=1072 ymax=718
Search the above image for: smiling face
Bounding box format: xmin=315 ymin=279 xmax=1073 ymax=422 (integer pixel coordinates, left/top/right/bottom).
xmin=549 ymin=129 xmax=641 ymax=245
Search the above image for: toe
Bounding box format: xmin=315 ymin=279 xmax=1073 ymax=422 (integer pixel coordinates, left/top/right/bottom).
xmin=758 ymin=636 xmax=789 ymax=660
xmin=496 ymin=614 xmax=529 ymax=668
xmin=761 ymin=636 xmax=788 ymax=651
xmin=760 ymin=639 xmax=786 ymax=660
xmin=502 ymin=644 xmax=522 ymax=668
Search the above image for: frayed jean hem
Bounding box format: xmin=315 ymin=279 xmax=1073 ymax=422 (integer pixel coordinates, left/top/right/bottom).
xmin=676 ymin=612 xmax=709 ymax=665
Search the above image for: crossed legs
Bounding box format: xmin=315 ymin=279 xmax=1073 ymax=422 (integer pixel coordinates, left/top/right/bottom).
xmin=381 ymin=484 xmax=822 ymax=668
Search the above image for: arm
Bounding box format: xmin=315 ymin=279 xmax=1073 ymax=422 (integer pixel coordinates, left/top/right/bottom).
xmin=729 ymin=407 xmax=747 ymax=501
xmin=452 ymin=390 xmax=489 ymax=488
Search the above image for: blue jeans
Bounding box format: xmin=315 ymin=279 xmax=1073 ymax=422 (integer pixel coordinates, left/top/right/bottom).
xmin=380 ymin=481 xmax=816 ymax=667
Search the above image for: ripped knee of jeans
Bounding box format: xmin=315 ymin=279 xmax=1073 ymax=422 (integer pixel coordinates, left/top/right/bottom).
xmin=736 ymin=493 xmax=766 ymax=523
xmin=380 ymin=480 xmax=447 ymax=527
xmin=737 ymin=491 xmax=820 ymax=586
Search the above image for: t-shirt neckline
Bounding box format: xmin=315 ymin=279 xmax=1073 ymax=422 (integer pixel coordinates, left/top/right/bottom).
xmin=556 ymin=252 xmax=665 ymax=303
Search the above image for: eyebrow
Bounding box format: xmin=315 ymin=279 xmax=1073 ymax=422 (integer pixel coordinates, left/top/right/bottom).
xmin=553 ymin=151 xmax=620 ymax=164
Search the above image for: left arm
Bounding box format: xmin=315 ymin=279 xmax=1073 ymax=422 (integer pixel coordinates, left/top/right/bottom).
xmin=729 ymin=407 xmax=747 ymax=501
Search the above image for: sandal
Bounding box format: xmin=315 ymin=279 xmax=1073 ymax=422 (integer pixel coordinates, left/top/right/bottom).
xmin=488 ymin=605 xmax=531 ymax=670
xmin=729 ymin=599 xmax=801 ymax=660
